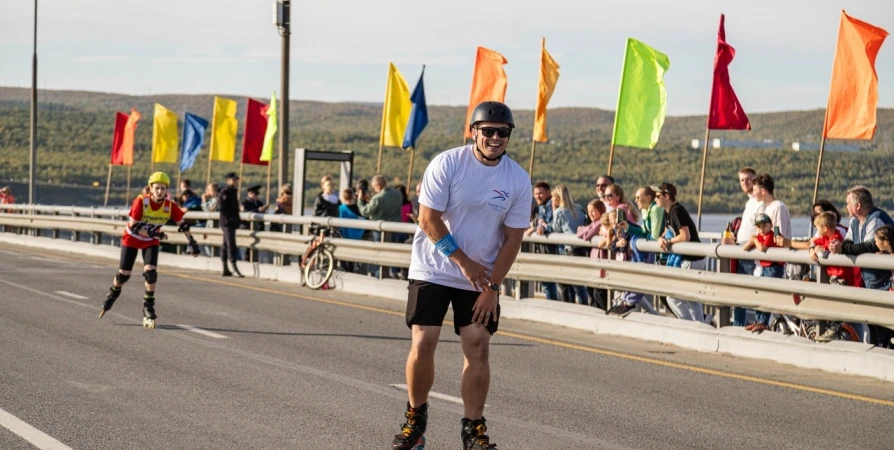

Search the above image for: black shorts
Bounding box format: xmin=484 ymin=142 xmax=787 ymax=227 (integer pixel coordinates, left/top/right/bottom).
xmin=406 ymin=280 xmax=500 ymax=336
xmin=119 ymin=245 xmax=160 ymax=272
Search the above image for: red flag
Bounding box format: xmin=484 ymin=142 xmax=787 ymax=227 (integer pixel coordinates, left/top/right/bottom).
xmin=110 ymin=109 xmax=141 ymax=165
xmin=708 ymin=14 xmax=751 ymax=130
xmin=110 ymin=112 xmax=129 ymax=165
xmin=241 ymin=98 xmax=269 ymax=166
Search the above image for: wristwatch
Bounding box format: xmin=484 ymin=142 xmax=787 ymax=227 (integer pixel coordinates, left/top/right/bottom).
xmin=488 ymin=283 xmax=500 ymax=292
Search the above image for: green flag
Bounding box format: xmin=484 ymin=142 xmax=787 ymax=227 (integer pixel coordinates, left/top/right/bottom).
xmin=611 ymin=38 xmax=670 ymax=149
xmin=260 ymin=91 xmax=278 ymax=162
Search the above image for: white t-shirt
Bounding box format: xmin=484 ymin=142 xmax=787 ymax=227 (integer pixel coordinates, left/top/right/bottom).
xmin=409 ymin=145 xmax=533 ymax=291
xmin=736 ymin=195 xmax=765 ymax=244
xmin=763 ymin=199 xmax=792 ymax=240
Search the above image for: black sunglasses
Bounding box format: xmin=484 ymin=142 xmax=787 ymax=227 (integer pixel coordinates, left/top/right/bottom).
xmin=477 ymin=127 xmax=511 ymax=138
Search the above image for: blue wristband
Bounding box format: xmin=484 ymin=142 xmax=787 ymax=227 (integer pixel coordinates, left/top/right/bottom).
xmin=434 ymin=234 xmax=459 ymax=257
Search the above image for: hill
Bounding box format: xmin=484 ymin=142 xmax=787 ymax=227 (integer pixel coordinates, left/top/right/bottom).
xmin=1 ymin=86 xmax=892 ymax=214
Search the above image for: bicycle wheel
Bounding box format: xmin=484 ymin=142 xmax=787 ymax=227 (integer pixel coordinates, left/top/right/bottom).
xmin=303 ymin=248 xmax=335 ymax=290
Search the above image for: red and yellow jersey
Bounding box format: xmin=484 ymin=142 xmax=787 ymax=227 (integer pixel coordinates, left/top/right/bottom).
xmin=121 ymin=195 xmax=184 ymax=249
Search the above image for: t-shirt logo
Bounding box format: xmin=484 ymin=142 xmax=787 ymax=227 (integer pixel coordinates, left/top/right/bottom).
xmin=490 ymin=190 xmax=510 ymax=201
xmin=163 ymin=205 xmax=170 ymax=213
xmin=487 ymin=189 xmax=510 ymax=213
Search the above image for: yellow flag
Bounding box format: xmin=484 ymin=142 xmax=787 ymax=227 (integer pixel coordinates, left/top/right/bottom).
xmin=533 ymin=38 xmax=560 ymax=142
xmin=151 ymin=103 xmax=179 ymax=163
xmin=380 ymin=63 xmax=412 ymax=148
xmin=211 ymin=96 xmax=238 ymax=162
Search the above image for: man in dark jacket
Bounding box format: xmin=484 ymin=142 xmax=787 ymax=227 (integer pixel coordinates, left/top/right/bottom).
xmin=218 ymin=172 xmax=244 ymax=277
xmin=829 ymin=185 xmax=894 ymax=347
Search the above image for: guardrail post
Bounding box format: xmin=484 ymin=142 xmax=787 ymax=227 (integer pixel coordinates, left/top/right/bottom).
xmin=51 ymin=211 xmax=60 ymax=239
xmin=72 ymin=212 xmax=81 ymax=243
xmin=715 ymin=257 xmax=732 ymax=328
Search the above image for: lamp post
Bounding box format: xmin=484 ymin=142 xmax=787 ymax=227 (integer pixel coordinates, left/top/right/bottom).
xmin=274 ymin=0 xmax=291 ymax=190
xmin=29 ymin=0 xmax=38 ymax=204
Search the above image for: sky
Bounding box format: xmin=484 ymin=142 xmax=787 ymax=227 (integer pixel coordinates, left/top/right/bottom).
xmin=1 ymin=0 xmax=892 ymax=115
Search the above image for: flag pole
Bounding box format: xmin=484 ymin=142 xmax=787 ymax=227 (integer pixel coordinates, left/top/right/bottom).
xmin=606 ymin=143 xmax=616 ymax=176
xmin=238 ymin=162 xmax=244 ymax=202
xmin=265 ymin=162 xmax=272 ymax=206
xmin=407 ymin=147 xmax=416 ymax=191
xmin=104 ymin=163 xmax=113 ymax=207
xmin=207 ymin=106 xmax=216 ymax=186
xmin=529 ymin=140 xmax=537 ymax=178
xmin=125 ymin=166 xmax=132 ymax=203
xmin=811 ymin=136 xmax=828 ymax=207
xmin=695 ymin=128 xmax=711 ymax=230
xmin=607 ymin=39 xmax=630 ymax=177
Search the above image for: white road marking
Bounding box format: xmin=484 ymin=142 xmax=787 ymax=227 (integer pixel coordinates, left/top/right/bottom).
xmin=0 ymin=406 xmax=74 ymax=450
xmin=54 ymin=291 xmax=88 ymax=300
xmin=389 ymin=384 xmax=488 ymax=407
xmin=175 ymin=324 xmax=228 ymax=339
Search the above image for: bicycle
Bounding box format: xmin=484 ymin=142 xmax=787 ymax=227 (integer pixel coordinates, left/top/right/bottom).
xmin=300 ymin=224 xmax=340 ymax=290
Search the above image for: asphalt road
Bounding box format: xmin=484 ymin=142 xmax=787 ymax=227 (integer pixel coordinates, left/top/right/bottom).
xmin=0 ymin=242 xmax=892 ymax=450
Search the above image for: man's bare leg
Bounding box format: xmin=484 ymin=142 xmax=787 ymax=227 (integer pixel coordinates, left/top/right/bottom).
xmin=406 ymin=325 xmax=441 ymax=407
xmin=459 ymin=324 xmax=491 ymax=419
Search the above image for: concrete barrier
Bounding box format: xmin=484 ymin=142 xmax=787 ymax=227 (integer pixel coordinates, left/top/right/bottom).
xmin=1 ymin=233 xmax=892 ymax=382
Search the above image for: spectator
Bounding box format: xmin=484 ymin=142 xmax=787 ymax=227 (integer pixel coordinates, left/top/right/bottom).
xmin=527 ymin=181 xmax=559 ymax=301
xmin=0 ymin=186 xmax=14 ymax=231
xmin=748 ymin=174 xmax=790 ymax=328
xmin=240 ymin=185 xmax=267 ymax=230
xmin=603 ymin=184 xmax=640 ymax=225
xmin=742 ymin=213 xmax=784 ymax=332
xmin=338 ymin=188 xmax=366 ymax=273
xmin=634 ymin=186 xmax=664 ymax=241
xmin=653 ymin=182 xmax=707 ymax=322
xmin=606 ymin=210 xmax=658 ymax=316
xmin=576 ymin=199 xmax=610 ymax=310
xmin=313 ymin=179 xmax=340 ymax=217
xmin=274 ymin=184 xmax=293 ymax=215
xmin=830 ymin=185 xmax=894 ymax=347
xmin=180 ymin=179 xmax=193 ymax=197
xmin=338 ymin=188 xmax=365 ymax=240
xmin=359 ymin=175 xmax=402 ymax=222
xmin=408 ymin=182 xmax=422 ymax=223
xmin=721 ymin=167 xmax=763 ymax=326
xmin=0 ymin=186 xmax=15 ymax=213
xmin=217 ymin=173 xmax=244 ymax=277
xmin=777 ymin=200 xmax=848 ymax=250
xmin=359 ymin=175 xmax=402 ymax=277
xmin=550 ymin=185 xmax=589 ymax=305
xmin=396 ymin=184 xmax=414 ymax=226
xmin=270 ymin=184 xmax=293 ymax=233
xmin=595 ymin=175 xmax=614 ymax=211
xmin=808 ymin=211 xmax=858 ymax=342
xmin=576 ymin=199 xmax=606 ymax=257
xmin=355 ymin=178 xmax=370 ymax=203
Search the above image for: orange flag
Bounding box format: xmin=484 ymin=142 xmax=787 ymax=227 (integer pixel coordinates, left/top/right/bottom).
xmin=122 ymin=109 xmax=141 ymax=165
xmin=823 ymin=11 xmax=888 ymax=139
xmin=464 ymin=47 xmax=508 ymax=138
xmin=533 ymin=38 xmax=560 ymax=142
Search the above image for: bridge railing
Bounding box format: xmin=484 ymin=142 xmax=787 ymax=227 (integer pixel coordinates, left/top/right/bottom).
xmin=1 ymin=205 xmax=892 ymax=329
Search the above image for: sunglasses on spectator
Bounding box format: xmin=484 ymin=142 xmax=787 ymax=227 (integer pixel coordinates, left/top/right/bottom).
xmin=477 ymin=127 xmax=512 ymax=138
xmin=596 ymin=184 xmax=609 ymax=188
xmin=604 ymin=192 xmax=617 ymax=198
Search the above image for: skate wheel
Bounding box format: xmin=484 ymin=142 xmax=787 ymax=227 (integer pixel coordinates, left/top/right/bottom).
xmin=142 ymin=318 xmax=156 ymax=329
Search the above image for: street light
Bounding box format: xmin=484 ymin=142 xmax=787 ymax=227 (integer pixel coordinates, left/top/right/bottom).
xmin=29 ymin=0 xmax=38 ymax=204
xmin=274 ymin=0 xmax=291 ymax=190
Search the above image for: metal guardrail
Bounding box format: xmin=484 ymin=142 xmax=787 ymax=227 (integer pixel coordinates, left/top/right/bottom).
xmin=1 ymin=205 xmax=893 ymax=329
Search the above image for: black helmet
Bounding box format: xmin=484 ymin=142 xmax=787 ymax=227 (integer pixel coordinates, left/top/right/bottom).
xmin=469 ymin=101 xmax=514 ymax=130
